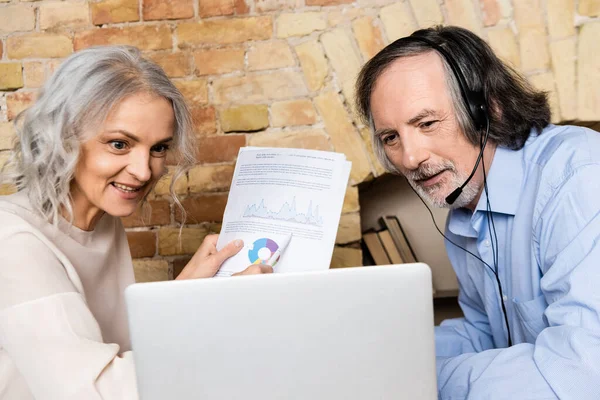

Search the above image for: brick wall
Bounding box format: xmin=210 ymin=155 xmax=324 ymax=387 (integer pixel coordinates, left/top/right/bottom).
xmin=0 ymin=0 xmax=599 ymax=282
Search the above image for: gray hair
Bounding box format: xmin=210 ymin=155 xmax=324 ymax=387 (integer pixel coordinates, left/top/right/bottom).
xmin=2 ymin=45 xmax=196 ymax=225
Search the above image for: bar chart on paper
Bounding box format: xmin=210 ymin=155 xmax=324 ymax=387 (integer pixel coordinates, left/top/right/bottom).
xmin=243 ymin=198 xmax=324 ymax=227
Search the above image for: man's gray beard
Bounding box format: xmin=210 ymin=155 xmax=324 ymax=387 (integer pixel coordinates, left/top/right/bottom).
xmin=404 ymin=162 xmax=480 ymax=209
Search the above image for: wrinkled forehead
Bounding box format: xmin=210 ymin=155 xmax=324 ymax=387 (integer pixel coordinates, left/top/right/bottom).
xmin=369 ymin=52 xmax=452 ymax=130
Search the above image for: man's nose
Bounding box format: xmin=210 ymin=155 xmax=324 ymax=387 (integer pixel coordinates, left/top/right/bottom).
xmin=400 ymin=133 xmax=429 ymax=171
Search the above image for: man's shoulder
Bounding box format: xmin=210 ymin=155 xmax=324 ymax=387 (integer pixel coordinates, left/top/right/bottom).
xmin=525 ymin=124 xmax=600 ymax=172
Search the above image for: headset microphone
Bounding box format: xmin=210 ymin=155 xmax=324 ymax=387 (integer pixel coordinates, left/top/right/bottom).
xmin=445 ymin=114 xmax=489 ymax=205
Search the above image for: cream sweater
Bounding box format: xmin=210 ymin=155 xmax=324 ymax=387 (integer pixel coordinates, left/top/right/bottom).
xmin=0 ymin=191 xmax=138 ymax=399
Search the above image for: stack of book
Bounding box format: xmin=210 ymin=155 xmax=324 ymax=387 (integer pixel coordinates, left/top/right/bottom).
xmin=362 ymin=215 xmax=418 ymax=265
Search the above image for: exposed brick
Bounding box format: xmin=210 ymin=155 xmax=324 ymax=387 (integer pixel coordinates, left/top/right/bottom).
xmin=133 ymin=259 xmax=169 ymax=282
xmin=121 ymin=200 xmax=171 ymax=227
xmin=330 ymin=246 xmax=362 ymax=268
xmin=153 ymin=167 xmax=188 ymax=196
xmin=314 ymin=91 xmax=372 ymax=184
xmin=173 ymin=79 xmax=208 ymax=106
xmin=92 ymin=0 xmax=139 ymax=25
xmin=193 ymin=48 xmax=244 ymax=76
xmin=271 ymin=99 xmax=317 ymax=127
xmin=148 ymin=52 xmax=191 ymax=78
xmin=335 ymin=212 xmax=361 ymax=244
xmin=247 ymin=129 xmax=332 ymax=151
xmin=306 ymin=0 xmax=352 ymax=5
xmin=143 ymin=0 xmax=194 ymax=21
xmin=550 ymin=39 xmax=576 ymax=121
xmin=487 ymin=26 xmax=521 ymax=68
xmin=0 ymin=123 xmax=15 ymax=151
xmin=158 ymin=227 xmax=209 ymax=256
xmin=295 ymin=40 xmax=328 ymax=92
xmin=479 ymin=0 xmax=501 ymax=27
xmin=445 ymin=0 xmax=482 ymax=34
xmin=177 ymin=17 xmax=272 ymax=47
xmin=23 ymin=62 xmax=45 ymax=88
xmin=0 ymin=64 xmax=24 ymax=91
xmin=0 ymin=41 xmax=3 ymax=59
xmin=277 ymin=12 xmax=327 ymax=38
xmin=175 ymin=194 xmax=228 ymax=223
xmin=256 ymin=0 xmax=298 ymax=12
xmin=409 ymin=0 xmax=443 ymax=28
xmin=247 ymin=41 xmax=295 ymax=71
xmin=196 ymin=135 xmax=246 ymax=164
xmin=188 ymin=165 xmax=235 ymax=193
xmin=175 ymin=193 xmax=228 ymax=224
xmin=127 ymin=231 xmax=157 ymax=258
xmin=39 ymin=2 xmax=90 ymax=30
xmin=342 ymin=185 xmax=359 ymax=213
xmin=74 ymin=26 xmax=172 ymax=51
xmin=352 ymin=17 xmax=385 ymax=61
xmin=199 ymin=0 xmax=235 ymax=17
xmin=328 ymin=8 xmax=363 ymax=27
xmin=579 ymin=0 xmax=600 ymax=16
xmin=191 ymin=106 xmax=217 ymax=136
xmin=212 ymin=71 xmax=308 ymax=104
xmin=6 ymin=92 xmax=36 ymax=121
xmin=173 ymin=257 xmax=191 ymax=279
xmin=47 ymin=60 xmax=63 ymax=76
xmin=321 ymin=28 xmax=362 ymax=111
xmin=220 ymin=104 xmax=269 ymax=132
xmin=380 ymin=2 xmax=417 ymax=42
xmin=513 ymin=0 xmax=550 ymax=72
xmin=234 ymin=0 xmax=249 ymax=14
xmin=577 ymin=22 xmax=600 ymax=120
xmin=0 ymin=4 xmax=35 ymax=34
xmin=546 ymin=0 xmax=575 ymax=39
xmin=7 ymin=34 xmax=72 ymax=59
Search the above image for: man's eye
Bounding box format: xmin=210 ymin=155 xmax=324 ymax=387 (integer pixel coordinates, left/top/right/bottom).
xmin=109 ymin=140 xmax=127 ymax=150
xmin=382 ymin=133 xmax=399 ymax=145
xmin=420 ymin=120 xmax=439 ymax=129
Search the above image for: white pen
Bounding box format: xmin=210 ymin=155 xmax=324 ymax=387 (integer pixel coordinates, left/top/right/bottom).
xmin=265 ymin=233 xmax=293 ymax=267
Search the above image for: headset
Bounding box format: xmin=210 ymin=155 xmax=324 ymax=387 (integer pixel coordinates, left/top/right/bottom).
xmin=401 ymin=35 xmax=513 ymax=346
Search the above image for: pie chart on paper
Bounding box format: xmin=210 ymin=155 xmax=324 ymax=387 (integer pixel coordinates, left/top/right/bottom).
xmin=248 ymin=238 xmax=279 ymax=265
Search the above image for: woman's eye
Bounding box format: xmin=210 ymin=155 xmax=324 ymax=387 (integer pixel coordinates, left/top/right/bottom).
xmin=151 ymin=144 xmax=170 ymax=156
xmin=109 ymin=140 xmax=127 ymax=151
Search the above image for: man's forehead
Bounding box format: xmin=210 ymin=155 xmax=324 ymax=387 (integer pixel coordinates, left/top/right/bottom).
xmin=377 ymin=51 xmax=445 ymax=84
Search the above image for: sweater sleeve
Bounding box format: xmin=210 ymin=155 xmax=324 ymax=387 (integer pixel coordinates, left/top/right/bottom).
xmin=0 ymin=231 xmax=139 ymax=399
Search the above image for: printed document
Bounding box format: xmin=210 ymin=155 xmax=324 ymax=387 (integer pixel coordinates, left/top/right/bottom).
xmin=216 ymin=147 xmax=351 ymax=276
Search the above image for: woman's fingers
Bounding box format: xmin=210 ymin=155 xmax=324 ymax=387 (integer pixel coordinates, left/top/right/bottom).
xmin=211 ymin=239 xmax=244 ymax=266
xmin=232 ymin=264 xmax=273 ymax=276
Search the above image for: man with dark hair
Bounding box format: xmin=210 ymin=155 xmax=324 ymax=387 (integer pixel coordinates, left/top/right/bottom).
xmin=356 ymin=26 xmax=600 ymax=399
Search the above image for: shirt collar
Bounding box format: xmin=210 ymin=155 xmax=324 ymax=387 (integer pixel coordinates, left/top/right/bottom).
xmin=473 ymin=145 xmax=524 ymax=216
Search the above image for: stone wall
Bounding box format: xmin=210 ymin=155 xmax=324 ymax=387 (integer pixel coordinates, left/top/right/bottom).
xmin=0 ymin=0 xmax=598 ymax=282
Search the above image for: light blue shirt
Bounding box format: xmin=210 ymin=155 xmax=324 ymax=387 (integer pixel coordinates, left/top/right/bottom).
xmin=436 ymin=124 xmax=600 ymax=399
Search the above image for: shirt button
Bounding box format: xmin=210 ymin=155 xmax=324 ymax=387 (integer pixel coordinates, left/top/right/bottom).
xmin=502 ymin=295 xmax=508 ymax=302
xmin=484 ymin=239 xmax=491 ymax=247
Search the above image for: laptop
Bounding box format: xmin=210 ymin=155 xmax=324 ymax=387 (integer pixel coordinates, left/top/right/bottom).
xmin=125 ymin=263 xmax=437 ymax=400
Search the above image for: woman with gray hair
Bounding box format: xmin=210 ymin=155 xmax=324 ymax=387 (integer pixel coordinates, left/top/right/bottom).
xmin=0 ymin=46 xmax=269 ymax=399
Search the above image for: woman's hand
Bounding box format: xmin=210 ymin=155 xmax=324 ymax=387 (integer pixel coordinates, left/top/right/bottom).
xmin=176 ymin=234 xmax=273 ymax=280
